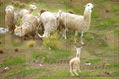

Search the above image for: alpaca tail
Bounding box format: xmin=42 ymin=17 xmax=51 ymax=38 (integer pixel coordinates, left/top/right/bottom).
xmin=37 ymin=33 xmax=44 ymax=38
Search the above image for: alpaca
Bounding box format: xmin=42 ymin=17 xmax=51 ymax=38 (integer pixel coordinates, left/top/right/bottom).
xmin=59 ymin=3 xmax=94 ymax=45
xmin=38 ymin=11 xmax=62 ymax=38
xmin=18 ymin=4 xmax=37 ymax=18
xmin=14 ymin=14 xmax=39 ymax=37
xmin=69 ymin=47 xmax=82 ymax=76
xmin=5 ymin=5 xmax=16 ymax=33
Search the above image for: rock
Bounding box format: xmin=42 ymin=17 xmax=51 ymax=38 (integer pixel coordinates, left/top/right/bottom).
xmin=85 ymin=63 xmax=92 ymax=66
xmin=14 ymin=48 xmax=18 ymax=52
xmin=105 ymin=10 xmax=109 ymax=13
xmin=0 ymin=49 xmax=3 ymax=54
xmin=0 ymin=40 xmax=2 ymax=44
xmin=4 ymin=66 xmax=9 ymax=70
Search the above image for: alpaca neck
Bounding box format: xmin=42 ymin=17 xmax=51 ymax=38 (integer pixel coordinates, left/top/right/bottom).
xmin=76 ymin=52 xmax=80 ymax=58
xmin=29 ymin=9 xmax=33 ymax=14
xmin=83 ymin=9 xmax=91 ymax=22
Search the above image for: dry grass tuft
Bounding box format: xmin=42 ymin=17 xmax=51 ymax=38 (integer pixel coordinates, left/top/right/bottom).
xmin=43 ymin=33 xmax=63 ymax=48
xmin=12 ymin=1 xmax=26 ymax=8
xmin=26 ymin=40 xmax=36 ymax=47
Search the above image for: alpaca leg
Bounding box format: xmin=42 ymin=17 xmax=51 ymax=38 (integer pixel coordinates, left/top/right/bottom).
xmin=70 ymin=67 xmax=75 ymax=76
xmin=63 ymin=28 xmax=67 ymax=39
xmin=73 ymin=69 xmax=79 ymax=76
xmin=80 ymin=31 xmax=84 ymax=45
xmin=70 ymin=63 xmax=75 ymax=76
xmin=78 ymin=66 xmax=81 ymax=72
xmin=74 ymin=31 xmax=78 ymax=43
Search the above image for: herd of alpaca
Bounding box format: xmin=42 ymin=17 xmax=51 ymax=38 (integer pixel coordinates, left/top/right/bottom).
xmin=5 ymin=3 xmax=94 ymax=76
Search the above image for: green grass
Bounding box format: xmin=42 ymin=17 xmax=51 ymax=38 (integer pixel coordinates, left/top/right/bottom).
xmin=96 ymin=24 xmax=109 ymax=29
xmin=109 ymin=63 xmax=119 ymax=68
xmin=63 ymin=1 xmax=73 ymax=9
xmin=38 ymin=71 xmax=70 ymax=79
xmin=111 ymin=6 xmax=119 ymax=12
xmin=12 ymin=41 xmax=22 ymax=47
xmin=104 ymin=17 xmax=119 ymax=24
xmin=87 ymin=77 xmax=113 ymax=79
xmin=85 ymin=58 xmax=102 ymax=63
xmin=7 ymin=68 xmax=49 ymax=77
xmin=114 ymin=29 xmax=119 ymax=34
xmin=0 ymin=57 xmax=26 ymax=67
xmin=92 ymin=12 xmax=100 ymax=18
xmin=112 ymin=70 xmax=119 ymax=76
xmin=31 ymin=48 xmax=72 ymax=64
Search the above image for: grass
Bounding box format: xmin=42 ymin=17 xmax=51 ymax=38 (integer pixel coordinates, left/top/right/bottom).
xmin=31 ymin=48 xmax=72 ymax=64
xmin=12 ymin=40 xmax=22 ymax=47
xmin=1 ymin=0 xmax=119 ymax=79
xmin=104 ymin=17 xmax=119 ymax=24
xmin=108 ymin=63 xmax=119 ymax=68
xmin=43 ymin=33 xmax=63 ymax=48
xmin=38 ymin=71 xmax=70 ymax=79
xmin=92 ymin=12 xmax=100 ymax=18
xmin=111 ymin=6 xmax=119 ymax=12
xmin=87 ymin=77 xmax=113 ymax=79
xmin=114 ymin=29 xmax=119 ymax=34
xmin=96 ymin=24 xmax=109 ymax=30
xmin=0 ymin=57 xmax=26 ymax=67
xmin=85 ymin=58 xmax=102 ymax=63
xmin=7 ymin=68 xmax=49 ymax=77
xmin=112 ymin=71 xmax=119 ymax=76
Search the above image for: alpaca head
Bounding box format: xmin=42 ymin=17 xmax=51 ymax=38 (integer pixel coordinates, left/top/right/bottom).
xmin=29 ymin=4 xmax=37 ymax=11
xmin=5 ymin=5 xmax=14 ymax=13
xmin=76 ymin=47 xmax=82 ymax=57
xmin=14 ymin=26 xmax=22 ymax=36
xmin=85 ymin=3 xmax=94 ymax=13
xmin=40 ymin=9 xmax=46 ymax=15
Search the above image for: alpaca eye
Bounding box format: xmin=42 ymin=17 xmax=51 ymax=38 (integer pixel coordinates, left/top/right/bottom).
xmin=88 ymin=5 xmax=89 ymax=6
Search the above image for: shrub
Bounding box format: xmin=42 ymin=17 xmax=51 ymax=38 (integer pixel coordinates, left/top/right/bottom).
xmin=26 ymin=40 xmax=36 ymax=47
xmin=43 ymin=33 xmax=63 ymax=48
xmin=12 ymin=1 xmax=26 ymax=8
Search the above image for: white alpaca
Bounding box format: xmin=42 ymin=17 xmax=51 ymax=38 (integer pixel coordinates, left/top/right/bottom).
xmin=14 ymin=14 xmax=39 ymax=37
xmin=69 ymin=47 xmax=82 ymax=76
xmin=18 ymin=4 xmax=37 ymax=18
xmin=5 ymin=5 xmax=17 ymax=33
xmin=59 ymin=3 xmax=94 ymax=45
xmin=38 ymin=11 xmax=61 ymax=38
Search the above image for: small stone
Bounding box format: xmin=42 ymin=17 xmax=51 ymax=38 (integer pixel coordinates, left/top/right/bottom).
xmin=105 ymin=10 xmax=109 ymax=13
xmin=0 ymin=49 xmax=3 ymax=54
xmin=4 ymin=66 xmax=9 ymax=70
xmin=14 ymin=48 xmax=18 ymax=52
xmin=0 ymin=41 xmax=2 ymax=44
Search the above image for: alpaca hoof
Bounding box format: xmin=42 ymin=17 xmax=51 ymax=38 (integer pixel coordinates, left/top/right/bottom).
xmin=76 ymin=74 xmax=79 ymax=76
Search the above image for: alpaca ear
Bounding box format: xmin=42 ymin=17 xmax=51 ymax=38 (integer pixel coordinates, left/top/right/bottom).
xmin=56 ymin=10 xmax=62 ymax=19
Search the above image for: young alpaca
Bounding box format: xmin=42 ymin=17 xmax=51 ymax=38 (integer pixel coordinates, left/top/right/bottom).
xmin=69 ymin=47 xmax=82 ymax=76
xmin=5 ymin=5 xmax=16 ymax=33
xmin=59 ymin=3 xmax=94 ymax=45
